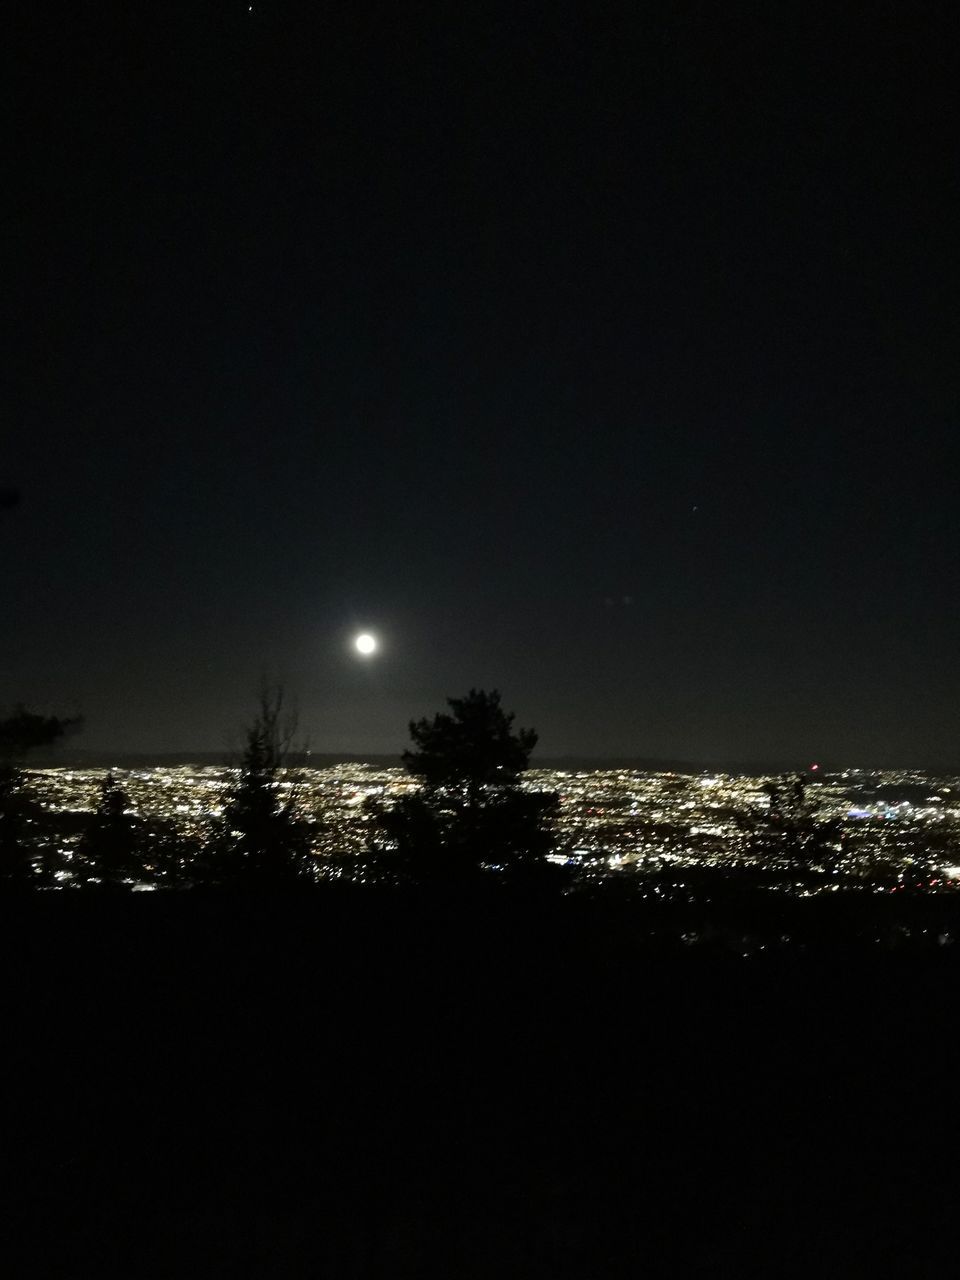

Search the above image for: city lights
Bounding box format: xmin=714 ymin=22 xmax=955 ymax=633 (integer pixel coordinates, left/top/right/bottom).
xmin=26 ymin=764 xmax=960 ymax=895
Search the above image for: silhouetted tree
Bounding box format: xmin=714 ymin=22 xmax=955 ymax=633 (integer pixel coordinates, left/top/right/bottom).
xmin=0 ymin=767 xmax=39 ymax=887
xmin=403 ymin=689 xmax=538 ymax=793
xmin=369 ymin=689 xmax=558 ymax=885
xmin=142 ymin=823 xmax=201 ymax=889
xmin=748 ymin=772 xmax=843 ymax=873
xmin=207 ymin=688 xmax=314 ymax=888
xmin=767 ymin=773 xmax=809 ymax=825
xmin=74 ymin=774 xmax=145 ymax=887
xmin=0 ymin=706 xmax=80 ymax=888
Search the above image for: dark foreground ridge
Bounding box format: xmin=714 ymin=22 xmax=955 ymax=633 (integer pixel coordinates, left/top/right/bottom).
xmin=3 ymin=891 xmax=959 ymax=1278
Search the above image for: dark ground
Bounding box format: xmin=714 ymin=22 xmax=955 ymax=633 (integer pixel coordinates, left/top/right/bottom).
xmin=2 ymin=891 xmax=958 ymax=1278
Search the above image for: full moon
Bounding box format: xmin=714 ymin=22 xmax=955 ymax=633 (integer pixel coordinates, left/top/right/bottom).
xmin=354 ymin=632 xmax=377 ymax=656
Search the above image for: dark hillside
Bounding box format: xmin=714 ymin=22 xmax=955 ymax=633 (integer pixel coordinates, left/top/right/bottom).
xmin=2 ymin=893 xmax=958 ymax=1277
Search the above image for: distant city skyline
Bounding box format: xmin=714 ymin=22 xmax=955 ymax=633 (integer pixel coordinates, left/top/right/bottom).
xmin=31 ymin=760 xmax=960 ymax=894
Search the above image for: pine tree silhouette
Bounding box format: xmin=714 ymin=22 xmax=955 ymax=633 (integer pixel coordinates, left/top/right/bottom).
xmin=208 ymin=688 xmax=313 ymax=888
xmin=0 ymin=705 xmax=80 ymax=889
xmin=369 ymin=689 xmax=558 ymax=885
xmin=75 ymin=774 xmax=144 ymax=887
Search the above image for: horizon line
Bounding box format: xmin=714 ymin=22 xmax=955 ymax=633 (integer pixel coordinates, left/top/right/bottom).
xmin=24 ymin=748 xmax=960 ymax=775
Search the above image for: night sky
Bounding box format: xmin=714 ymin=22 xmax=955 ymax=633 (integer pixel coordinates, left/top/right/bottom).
xmin=4 ymin=1 xmax=959 ymax=764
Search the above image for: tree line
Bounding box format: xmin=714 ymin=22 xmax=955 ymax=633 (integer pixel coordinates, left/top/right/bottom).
xmin=0 ymin=689 xmax=564 ymax=891
xmin=0 ymin=687 xmax=873 ymax=897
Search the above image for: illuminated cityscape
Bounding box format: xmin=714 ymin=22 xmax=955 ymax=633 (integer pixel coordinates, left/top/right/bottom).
xmin=28 ymin=764 xmax=960 ymax=894
xmin=8 ymin=4 xmax=960 ymax=1273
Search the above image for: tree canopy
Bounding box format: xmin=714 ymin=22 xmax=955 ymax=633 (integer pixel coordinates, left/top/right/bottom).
xmin=0 ymin=706 xmax=81 ymax=888
xmin=209 ymin=688 xmax=313 ymax=888
xmin=75 ymin=774 xmax=145 ymax=887
xmin=371 ymin=689 xmax=558 ymax=885
xmin=402 ymin=689 xmax=537 ymax=792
